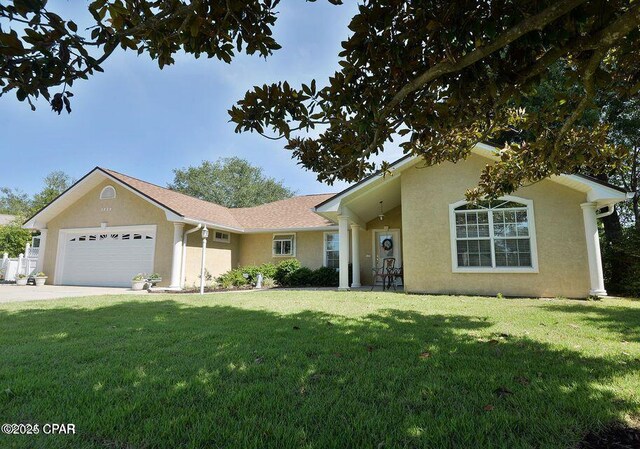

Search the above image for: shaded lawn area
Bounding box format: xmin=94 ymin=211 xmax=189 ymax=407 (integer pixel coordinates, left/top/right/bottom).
xmin=0 ymin=291 xmax=639 ymax=449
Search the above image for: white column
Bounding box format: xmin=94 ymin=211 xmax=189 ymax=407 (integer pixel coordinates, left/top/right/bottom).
xmin=338 ymin=215 xmax=350 ymax=290
xmin=17 ymin=253 xmax=24 ymax=276
xmin=169 ymin=223 xmax=185 ymax=289
xmin=581 ymin=202 xmax=607 ymax=296
xmin=350 ymin=224 xmax=361 ymax=288
xmin=36 ymin=229 xmax=47 ymax=273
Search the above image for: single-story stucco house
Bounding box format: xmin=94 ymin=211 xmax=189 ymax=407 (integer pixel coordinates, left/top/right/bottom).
xmin=23 ymin=143 xmax=629 ymax=297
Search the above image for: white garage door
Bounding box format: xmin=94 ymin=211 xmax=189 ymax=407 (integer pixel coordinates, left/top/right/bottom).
xmin=58 ymin=226 xmax=156 ymax=287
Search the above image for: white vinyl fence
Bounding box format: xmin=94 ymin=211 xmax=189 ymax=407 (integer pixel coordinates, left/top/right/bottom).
xmin=1 ymin=242 xmax=38 ymax=281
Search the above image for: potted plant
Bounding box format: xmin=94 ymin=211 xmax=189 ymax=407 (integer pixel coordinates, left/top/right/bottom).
xmin=147 ymin=273 xmax=162 ymax=287
xmin=15 ymin=273 xmax=28 ymax=286
xmin=131 ymin=273 xmax=146 ymax=291
xmin=34 ymin=272 xmax=48 ymax=286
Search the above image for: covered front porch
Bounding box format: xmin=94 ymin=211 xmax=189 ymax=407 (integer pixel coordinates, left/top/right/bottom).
xmin=314 ymin=164 xmax=405 ymax=290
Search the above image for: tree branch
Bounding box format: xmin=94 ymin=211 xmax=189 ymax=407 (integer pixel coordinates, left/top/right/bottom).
xmin=378 ymin=0 xmax=589 ymax=120
xmin=554 ymin=4 xmax=640 ymax=151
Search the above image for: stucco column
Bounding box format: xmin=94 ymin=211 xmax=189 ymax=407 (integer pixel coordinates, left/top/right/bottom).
xmin=580 ymin=202 xmax=607 ymax=296
xmin=338 ymin=215 xmax=350 ymax=290
xmin=169 ymin=222 xmax=185 ymax=289
xmin=36 ymin=229 xmax=47 ymax=273
xmin=350 ymin=224 xmax=361 ymax=288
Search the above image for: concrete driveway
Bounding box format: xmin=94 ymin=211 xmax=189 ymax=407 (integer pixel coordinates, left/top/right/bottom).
xmin=0 ymin=284 xmax=146 ymax=303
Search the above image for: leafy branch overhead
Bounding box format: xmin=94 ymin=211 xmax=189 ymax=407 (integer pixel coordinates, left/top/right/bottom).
xmin=230 ymin=1 xmax=640 ymax=198
xmin=0 ymin=0 xmax=288 ymax=112
xmin=2 ymin=1 xmax=640 ymax=198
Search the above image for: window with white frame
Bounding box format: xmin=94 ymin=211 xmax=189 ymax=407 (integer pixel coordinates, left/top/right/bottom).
xmin=213 ymin=231 xmax=230 ymax=243
xmin=324 ymin=232 xmax=339 ymax=269
xmin=100 ymin=185 xmax=116 ymax=200
xmin=450 ymin=198 xmax=537 ymax=271
xmin=273 ymin=234 xmax=295 ymax=257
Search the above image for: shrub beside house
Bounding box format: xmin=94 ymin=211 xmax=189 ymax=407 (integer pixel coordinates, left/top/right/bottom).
xmin=216 ymin=259 xmax=339 ymax=289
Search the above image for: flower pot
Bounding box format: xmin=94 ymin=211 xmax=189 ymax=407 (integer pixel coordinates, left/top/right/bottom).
xmin=34 ymin=277 xmax=47 ymax=286
xmin=147 ymin=278 xmax=162 ymax=287
xmin=16 ymin=278 xmax=28 ymax=286
xmin=131 ymin=280 xmax=146 ymax=291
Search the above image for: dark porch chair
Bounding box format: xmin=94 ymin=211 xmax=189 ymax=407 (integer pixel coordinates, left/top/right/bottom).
xmin=371 ymin=258 xmax=396 ymax=291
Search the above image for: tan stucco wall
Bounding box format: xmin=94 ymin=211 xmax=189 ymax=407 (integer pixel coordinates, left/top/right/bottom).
xmin=183 ymin=230 xmax=239 ymax=287
xmin=43 ymin=180 xmax=174 ymax=286
xmin=400 ymin=153 xmax=591 ymax=298
xmin=237 ymin=231 xmax=327 ymax=269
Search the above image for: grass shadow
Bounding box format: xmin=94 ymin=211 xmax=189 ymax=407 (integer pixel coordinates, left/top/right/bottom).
xmin=0 ymin=300 xmax=638 ymax=448
xmin=538 ymin=301 xmax=640 ymax=342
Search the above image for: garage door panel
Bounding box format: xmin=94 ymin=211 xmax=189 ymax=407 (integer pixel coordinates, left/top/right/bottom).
xmin=59 ymin=226 xmax=156 ymax=287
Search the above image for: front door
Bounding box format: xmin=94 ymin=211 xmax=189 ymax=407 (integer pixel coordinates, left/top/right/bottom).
xmin=373 ymin=229 xmax=402 ymax=285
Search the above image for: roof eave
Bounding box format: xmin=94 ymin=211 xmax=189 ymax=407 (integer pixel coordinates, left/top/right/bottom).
xmin=242 ymin=225 xmax=338 ymax=234
xmin=316 ymin=143 xmax=629 ymax=213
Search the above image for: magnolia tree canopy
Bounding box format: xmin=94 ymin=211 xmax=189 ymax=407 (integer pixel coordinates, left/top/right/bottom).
xmin=2 ymin=1 xmax=640 ymax=197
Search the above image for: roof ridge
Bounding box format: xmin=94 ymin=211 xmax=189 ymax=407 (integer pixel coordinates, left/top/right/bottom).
xmin=100 ymin=167 xmax=337 ymax=209
xmin=100 ymin=167 xmax=233 ymax=211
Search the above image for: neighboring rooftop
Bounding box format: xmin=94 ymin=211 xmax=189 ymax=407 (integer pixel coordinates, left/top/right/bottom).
xmin=0 ymin=214 xmax=16 ymax=226
xmin=101 ymin=168 xmax=335 ymax=231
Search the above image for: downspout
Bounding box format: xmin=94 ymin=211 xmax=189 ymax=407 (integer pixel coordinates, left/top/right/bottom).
xmin=180 ymin=224 xmax=202 ymax=289
xmin=596 ymin=204 xmax=615 ymax=219
xmin=200 ymin=228 xmax=209 ymax=295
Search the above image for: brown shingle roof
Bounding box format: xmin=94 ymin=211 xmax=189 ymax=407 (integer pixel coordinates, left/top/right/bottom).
xmin=232 ymin=194 xmax=335 ymax=230
xmin=100 ymin=168 xmax=335 ymax=231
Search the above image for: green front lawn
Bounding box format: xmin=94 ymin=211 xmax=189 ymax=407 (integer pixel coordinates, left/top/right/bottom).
xmin=0 ymin=291 xmax=638 ymax=448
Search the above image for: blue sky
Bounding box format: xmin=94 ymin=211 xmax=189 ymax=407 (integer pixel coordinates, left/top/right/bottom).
xmin=0 ymin=1 xmax=401 ymax=196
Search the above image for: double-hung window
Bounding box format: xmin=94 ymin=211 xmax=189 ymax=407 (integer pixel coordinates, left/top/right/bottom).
xmin=324 ymin=232 xmax=339 ymax=269
xmin=450 ymin=197 xmax=538 ymax=272
xmin=273 ymin=234 xmax=295 ymax=257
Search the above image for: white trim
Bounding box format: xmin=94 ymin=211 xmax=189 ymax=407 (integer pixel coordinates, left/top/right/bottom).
xmin=99 ymin=185 xmax=116 ymax=200
xmin=316 ymin=157 xmax=415 ymax=213
xmin=448 ymin=196 xmax=539 ymax=274
xmin=243 ymin=225 xmax=338 ymax=233
xmin=54 ymin=224 xmax=157 ymax=285
xmin=272 ymin=233 xmax=296 ymax=257
xmin=180 ymin=217 xmax=244 ymax=234
xmin=23 ymin=169 xmax=185 ymax=230
xmin=315 ymin=143 xmax=627 ymax=217
xmin=323 ymin=231 xmax=340 ymax=269
xmin=104 ymin=175 xmax=183 ymax=222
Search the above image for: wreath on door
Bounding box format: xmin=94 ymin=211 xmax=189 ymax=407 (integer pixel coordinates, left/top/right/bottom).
xmin=381 ymin=238 xmax=393 ymax=251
